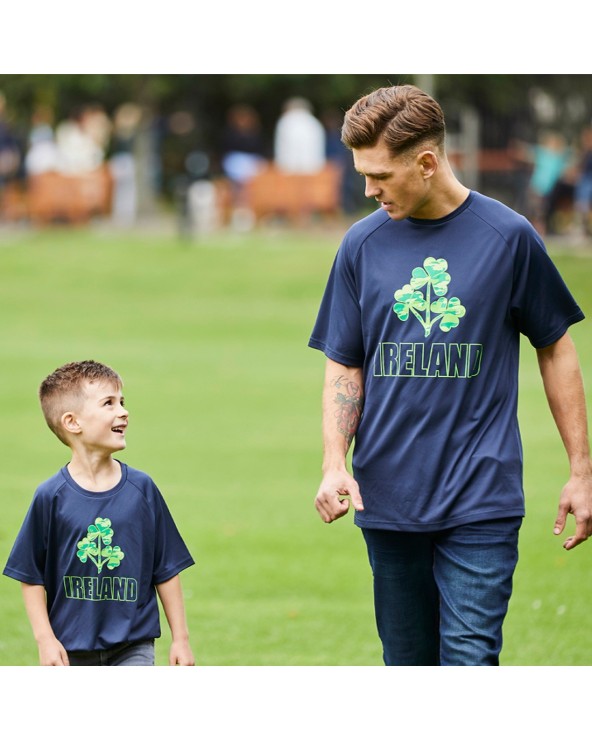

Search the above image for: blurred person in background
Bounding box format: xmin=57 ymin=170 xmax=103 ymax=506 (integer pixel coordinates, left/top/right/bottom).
xmin=220 ymin=103 xmax=267 ymax=190
xmin=323 ymin=107 xmax=367 ymax=215
xmin=574 ymin=124 xmax=592 ymax=238
xmin=109 ymin=103 xmax=142 ymax=226
xmin=525 ymin=130 xmax=573 ymax=235
xmin=24 ymin=104 xmax=59 ymax=176
xmin=220 ymin=103 xmax=267 ymax=230
xmin=274 ymin=97 xmax=326 ymax=174
xmin=0 ymin=91 xmax=23 ymax=189
xmin=55 ymin=105 xmax=107 ymax=174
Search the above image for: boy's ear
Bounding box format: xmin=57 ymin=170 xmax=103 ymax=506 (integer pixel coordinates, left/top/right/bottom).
xmin=61 ymin=412 xmax=81 ymax=435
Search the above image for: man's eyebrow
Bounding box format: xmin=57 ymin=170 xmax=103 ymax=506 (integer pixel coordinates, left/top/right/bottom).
xmin=356 ymin=168 xmax=390 ymax=177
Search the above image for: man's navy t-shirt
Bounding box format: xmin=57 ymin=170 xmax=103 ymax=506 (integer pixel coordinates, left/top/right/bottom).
xmin=309 ymin=192 xmax=584 ymax=532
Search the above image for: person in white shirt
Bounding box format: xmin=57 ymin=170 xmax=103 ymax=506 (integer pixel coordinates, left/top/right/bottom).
xmin=273 ymin=97 xmax=326 ymax=174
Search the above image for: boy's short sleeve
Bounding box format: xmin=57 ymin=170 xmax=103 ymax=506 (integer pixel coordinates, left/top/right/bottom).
xmin=151 ymin=485 xmax=195 ymax=584
xmin=3 ymin=491 xmax=48 ymax=585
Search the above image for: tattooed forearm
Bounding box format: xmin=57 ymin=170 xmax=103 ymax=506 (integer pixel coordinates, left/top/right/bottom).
xmin=331 ymin=374 xmax=363 ymax=447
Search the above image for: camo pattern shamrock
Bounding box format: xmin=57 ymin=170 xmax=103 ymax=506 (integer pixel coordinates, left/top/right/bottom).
xmin=76 ymin=517 xmax=125 ymax=574
xmin=393 ymin=257 xmax=466 ymax=337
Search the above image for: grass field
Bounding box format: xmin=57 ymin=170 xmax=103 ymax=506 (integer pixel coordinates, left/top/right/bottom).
xmin=0 ymin=221 xmax=591 ymax=666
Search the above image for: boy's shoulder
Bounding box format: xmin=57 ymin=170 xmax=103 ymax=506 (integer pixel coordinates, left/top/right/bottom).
xmin=34 ymin=467 xmax=69 ymax=499
xmin=122 ymin=464 xmax=162 ymax=496
xmin=124 ymin=464 xmax=156 ymax=484
xmin=34 ymin=464 xmax=158 ymax=495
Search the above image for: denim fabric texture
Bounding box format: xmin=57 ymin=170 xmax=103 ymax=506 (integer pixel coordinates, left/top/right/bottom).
xmin=67 ymin=639 xmax=155 ymax=666
xmin=362 ymin=517 xmax=522 ymax=666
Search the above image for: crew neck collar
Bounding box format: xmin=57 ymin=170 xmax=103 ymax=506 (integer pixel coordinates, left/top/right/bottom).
xmin=407 ymin=190 xmax=474 ymax=226
xmin=62 ymin=460 xmax=127 ymax=497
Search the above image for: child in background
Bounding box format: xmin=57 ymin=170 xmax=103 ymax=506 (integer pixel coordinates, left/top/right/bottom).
xmin=3 ymin=360 xmax=195 ymax=666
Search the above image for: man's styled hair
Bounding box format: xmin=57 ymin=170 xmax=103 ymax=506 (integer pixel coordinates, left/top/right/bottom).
xmin=341 ymin=85 xmax=446 ymax=156
xmin=39 ymin=360 xmax=122 ymax=443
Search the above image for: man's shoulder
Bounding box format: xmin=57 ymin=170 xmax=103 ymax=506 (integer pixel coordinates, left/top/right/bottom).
xmin=340 ymin=209 xmax=392 ymax=257
xmin=346 ymin=208 xmax=391 ymax=238
xmin=467 ymin=191 xmax=535 ymax=237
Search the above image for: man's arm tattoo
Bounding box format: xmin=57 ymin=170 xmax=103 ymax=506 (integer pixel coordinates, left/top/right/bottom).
xmin=331 ymin=374 xmax=363 ymax=447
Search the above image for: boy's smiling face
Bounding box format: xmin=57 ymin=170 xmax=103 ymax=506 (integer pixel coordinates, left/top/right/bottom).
xmin=67 ymin=380 xmax=129 ymax=453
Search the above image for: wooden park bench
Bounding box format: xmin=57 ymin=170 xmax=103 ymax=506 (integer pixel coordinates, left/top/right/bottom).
xmin=243 ymin=163 xmax=342 ymax=224
xmin=0 ymin=166 xmax=113 ymax=225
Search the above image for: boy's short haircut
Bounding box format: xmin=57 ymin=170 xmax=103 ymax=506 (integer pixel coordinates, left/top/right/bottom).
xmin=39 ymin=360 xmax=122 ymax=444
xmin=341 ymin=84 xmax=446 ymax=157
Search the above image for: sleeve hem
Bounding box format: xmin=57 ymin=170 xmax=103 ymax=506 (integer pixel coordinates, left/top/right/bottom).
xmin=153 ymin=557 xmax=195 ymax=585
xmin=308 ymin=338 xmax=364 ymax=367
xmin=529 ymin=311 xmax=585 ymax=349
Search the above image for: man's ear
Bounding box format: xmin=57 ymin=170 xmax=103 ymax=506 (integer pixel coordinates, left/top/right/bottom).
xmin=61 ymin=412 xmax=81 ymax=435
xmin=417 ymin=150 xmax=438 ymax=179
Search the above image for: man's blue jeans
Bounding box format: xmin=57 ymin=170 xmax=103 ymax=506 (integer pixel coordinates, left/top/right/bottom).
xmin=362 ymin=517 xmax=522 ymax=666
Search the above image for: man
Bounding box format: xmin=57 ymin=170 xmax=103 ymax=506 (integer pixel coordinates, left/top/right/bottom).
xmin=308 ymin=85 xmax=592 ymax=666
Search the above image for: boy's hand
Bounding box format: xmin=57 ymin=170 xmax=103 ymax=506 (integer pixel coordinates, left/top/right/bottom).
xmin=38 ymin=635 xmax=69 ymax=666
xmin=169 ymin=638 xmax=195 ymax=666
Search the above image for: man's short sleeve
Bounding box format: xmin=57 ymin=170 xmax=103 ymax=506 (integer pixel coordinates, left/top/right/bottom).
xmin=510 ymin=229 xmax=584 ymax=348
xmin=308 ymin=238 xmax=365 ymax=366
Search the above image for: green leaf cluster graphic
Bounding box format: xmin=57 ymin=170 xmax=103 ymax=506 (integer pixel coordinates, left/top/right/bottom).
xmin=393 ymin=257 xmax=466 ymax=336
xmin=77 ymin=517 xmax=125 ymax=574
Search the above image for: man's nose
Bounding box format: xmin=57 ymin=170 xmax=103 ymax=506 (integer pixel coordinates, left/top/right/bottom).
xmin=364 ymin=178 xmax=380 ymax=199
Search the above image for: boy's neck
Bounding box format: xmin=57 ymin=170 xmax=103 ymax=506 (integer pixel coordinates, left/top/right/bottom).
xmin=67 ymin=452 xmax=122 ymax=492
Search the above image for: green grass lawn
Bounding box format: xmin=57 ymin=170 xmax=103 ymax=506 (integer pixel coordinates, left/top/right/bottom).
xmin=0 ymin=223 xmax=590 ymax=666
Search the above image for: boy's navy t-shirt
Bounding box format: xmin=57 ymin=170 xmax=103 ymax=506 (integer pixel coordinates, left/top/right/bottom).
xmin=309 ymin=191 xmax=585 ymax=532
xmin=3 ymin=462 xmax=194 ymax=652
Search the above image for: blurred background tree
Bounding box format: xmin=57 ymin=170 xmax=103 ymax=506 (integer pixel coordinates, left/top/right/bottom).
xmin=1 ymin=73 xmax=590 ymax=224
xmin=2 ymin=73 xmax=590 ymax=148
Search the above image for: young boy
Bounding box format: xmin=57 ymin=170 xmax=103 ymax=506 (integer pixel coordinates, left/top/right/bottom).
xmin=3 ymin=360 xmax=195 ymax=666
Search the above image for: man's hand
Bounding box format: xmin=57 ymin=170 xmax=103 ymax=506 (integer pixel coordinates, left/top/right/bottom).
xmin=315 ymin=469 xmax=364 ymax=523
xmin=537 ymin=334 xmax=592 ymax=551
xmin=554 ymin=472 xmax=592 ymax=550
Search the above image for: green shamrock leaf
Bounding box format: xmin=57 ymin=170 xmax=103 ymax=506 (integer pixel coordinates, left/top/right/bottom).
xmin=431 ymin=296 xmax=467 ymax=332
xmin=76 ymin=537 xmax=98 ymax=563
xmin=413 ymin=257 xmax=451 ymax=295
xmin=87 ymin=517 xmax=113 ymax=545
xmin=410 ymin=257 xmax=451 ymax=296
xmin=103 ymin=545 xmax=125 ymax=570
xmin=393 ymin=284 xmax=427 ymax=321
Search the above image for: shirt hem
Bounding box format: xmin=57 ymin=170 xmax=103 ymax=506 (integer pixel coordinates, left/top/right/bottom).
xmin=354 ymin=507 xmax=525 ymax=532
